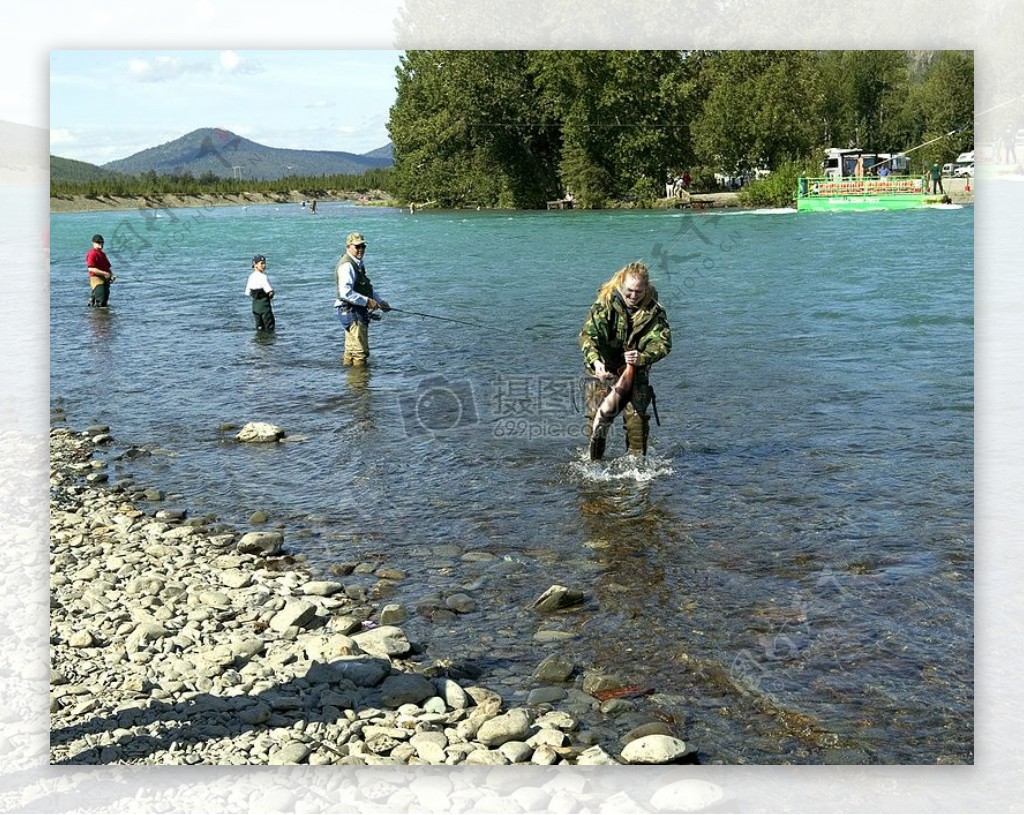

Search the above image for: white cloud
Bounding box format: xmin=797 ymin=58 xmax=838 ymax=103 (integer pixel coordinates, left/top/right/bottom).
xmin=128 ymin=55 xmax=199 ymax=83
xmin=127 ymin=51 xmax=261 ymax=84
xmin=49 ymin=128 xmax=76 ymax=147
xmin=305 ymin=100 xmax=335 ymax=109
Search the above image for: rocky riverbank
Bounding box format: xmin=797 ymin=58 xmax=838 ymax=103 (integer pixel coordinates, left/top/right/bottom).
xmin=50 ymin=426 xmax=700 ymax=766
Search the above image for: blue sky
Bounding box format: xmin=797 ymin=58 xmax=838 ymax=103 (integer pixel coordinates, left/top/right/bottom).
xmin=50 ymin=50 xmax=404 ymax=165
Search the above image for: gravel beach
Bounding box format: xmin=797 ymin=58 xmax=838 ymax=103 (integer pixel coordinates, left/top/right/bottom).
xmin=49 ymin=426 xmax=699 ymax=767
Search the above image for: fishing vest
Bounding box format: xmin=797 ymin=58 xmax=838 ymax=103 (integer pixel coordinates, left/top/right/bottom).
xmin=335 ymin=253 xmax=373 ymax=301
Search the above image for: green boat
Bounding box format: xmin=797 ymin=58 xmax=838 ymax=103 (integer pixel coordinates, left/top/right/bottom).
xmin=796 ymin=148 xmax=945 ymax=212
xmin=796 ymin=175 xmax=945 ymax=212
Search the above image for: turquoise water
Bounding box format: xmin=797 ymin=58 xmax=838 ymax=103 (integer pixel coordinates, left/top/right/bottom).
xmin=50 ymin=200 xmax=973 ymax=764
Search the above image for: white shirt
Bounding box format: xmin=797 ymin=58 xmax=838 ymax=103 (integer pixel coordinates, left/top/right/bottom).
xmin=245 ymin=270 xmax=273 ymax=297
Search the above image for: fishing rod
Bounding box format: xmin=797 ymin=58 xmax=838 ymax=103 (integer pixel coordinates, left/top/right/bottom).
xmin=868 ymin=93 xmax=1024 ymax=172
xmin=382 ymin=305 xmax=503 ymax=332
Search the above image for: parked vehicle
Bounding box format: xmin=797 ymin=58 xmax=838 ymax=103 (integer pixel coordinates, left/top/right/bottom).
xmin=954 ymin=163 xmax=974 ymax=178
xmin=820 ymin=147 xmax=909 ymax=178
xmin=942 ymin=163 xmax=956 ymax=176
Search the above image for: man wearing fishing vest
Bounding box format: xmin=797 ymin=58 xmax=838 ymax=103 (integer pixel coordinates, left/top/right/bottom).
xmin=580 ymin=261 xmax=672 ymax=460
xmin=335 ymin=232 xmax=391 ymax=366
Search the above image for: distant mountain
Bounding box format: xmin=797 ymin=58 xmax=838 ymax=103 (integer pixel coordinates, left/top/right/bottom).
xmin=362 ymin=143 xmax=394 ymax=160
xmin=51 ymin=155 xmax=123 ymax=183
xmin=102 ymin=128 xmax=393 ymax=180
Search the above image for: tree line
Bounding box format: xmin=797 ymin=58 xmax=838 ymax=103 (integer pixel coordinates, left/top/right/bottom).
xmin=50 ymin=166 xmax=394 ymax=199
xmin=387 ymin=50 xmax=974 ymax=208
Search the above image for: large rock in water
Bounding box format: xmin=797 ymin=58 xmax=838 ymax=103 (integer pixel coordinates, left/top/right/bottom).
xmin=620 ymin=734 xmax=694 ymax=764
xmin=532 ymin=584 xmax=586 ymax=613
xmin=237 ymin=531 xmax=284 ymax=555
xmin=236 ymin=422 xmax=285 ymax=443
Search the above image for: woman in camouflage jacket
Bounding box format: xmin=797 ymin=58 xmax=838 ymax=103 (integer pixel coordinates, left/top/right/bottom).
xmin=579 ymin=261 xmax=672 ymax=459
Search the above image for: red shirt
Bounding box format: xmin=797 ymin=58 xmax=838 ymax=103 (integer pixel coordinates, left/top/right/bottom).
xmin=86 ymin=248 xmax=111 ymax=277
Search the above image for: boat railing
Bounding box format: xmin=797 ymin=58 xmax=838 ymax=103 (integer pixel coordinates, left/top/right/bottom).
xmin=796 ymin=176 xmax=927 ymax=198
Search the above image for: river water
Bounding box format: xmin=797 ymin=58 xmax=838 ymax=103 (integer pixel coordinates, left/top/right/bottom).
xmin=50 ymin=199 xmax=973 ymax=764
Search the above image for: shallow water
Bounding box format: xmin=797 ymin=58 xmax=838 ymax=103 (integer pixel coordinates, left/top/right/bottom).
xmin=50 ymin=200 xmax=973 ymax=763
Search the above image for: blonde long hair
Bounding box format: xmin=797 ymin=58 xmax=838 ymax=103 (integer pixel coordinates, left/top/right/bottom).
xmin=595 ymin=261 xmax=652 ymax=306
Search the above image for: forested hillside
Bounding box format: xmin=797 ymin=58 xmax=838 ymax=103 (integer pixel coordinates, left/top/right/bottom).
xmin=387 ymin=50 xmax=974 ymax=208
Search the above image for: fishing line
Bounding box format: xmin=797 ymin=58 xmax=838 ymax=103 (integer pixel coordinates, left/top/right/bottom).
xmin=384 ymin=306 xmax=510 ymax=333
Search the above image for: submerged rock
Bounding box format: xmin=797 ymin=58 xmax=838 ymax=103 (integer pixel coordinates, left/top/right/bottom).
xmin=533 ymin=584 xmax=586 ymax=613
xmin=533 ymin=653 xmax=575 ymax=683
xmin=236 ymin=422 xmax=285 ymax=443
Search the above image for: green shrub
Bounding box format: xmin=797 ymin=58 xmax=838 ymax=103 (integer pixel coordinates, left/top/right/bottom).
xmin=737 ymin=159 xmax=820 ymax=208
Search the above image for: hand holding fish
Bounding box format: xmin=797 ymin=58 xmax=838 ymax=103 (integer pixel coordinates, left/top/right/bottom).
xmin=591 ymin=360 xmax=613 ymax=382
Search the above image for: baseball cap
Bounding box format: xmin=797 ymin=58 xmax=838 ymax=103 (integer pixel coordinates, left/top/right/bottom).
xmin=346 ymin=232 xmax=367 ymax=247
xmin=252 ymin=254 xmax=267 ymax=264
xmin=92 ymin=234 xmax=104 ymax=244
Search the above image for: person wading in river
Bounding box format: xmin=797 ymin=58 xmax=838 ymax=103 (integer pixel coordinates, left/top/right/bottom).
xmin=86 ymin=234 xmax=115 ymax=307
xmin=244 ymin=254 xmax=275 ymax=332
xmin=580 ymin=261 xmax=671 ymax=460
xmin=334 ymin=232 xmax=391 ymax=367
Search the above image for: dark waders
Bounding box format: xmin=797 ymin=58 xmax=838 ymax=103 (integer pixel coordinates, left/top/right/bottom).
xmin=251 ymin=294 xmax=275 ymax=332
xmin=89 ymin=279 xmax=110 ymax=307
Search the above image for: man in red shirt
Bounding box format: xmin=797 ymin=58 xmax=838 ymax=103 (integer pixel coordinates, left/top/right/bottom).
xmin=86 ymin=234 xmax=115 ymax=307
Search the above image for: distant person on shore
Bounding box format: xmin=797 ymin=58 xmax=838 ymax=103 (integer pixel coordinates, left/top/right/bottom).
xmin=244 ymin=254 xmax=275 ymax=332
xmin=580 ymin=261 xmax=671 ymax=460
xmin=86 ymin=234 xmax=115 ymax=307
xmin=334 ymin=232 xmax=390 ymax=367
xmin=930 ymin=163 xmax=944 ymax=194
xmin=311 ymin=199 xmax=318 ymax=214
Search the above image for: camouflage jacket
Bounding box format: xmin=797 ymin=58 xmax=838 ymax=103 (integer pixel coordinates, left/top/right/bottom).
xmin=579 ymin=286 xmax=672 ymax=374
